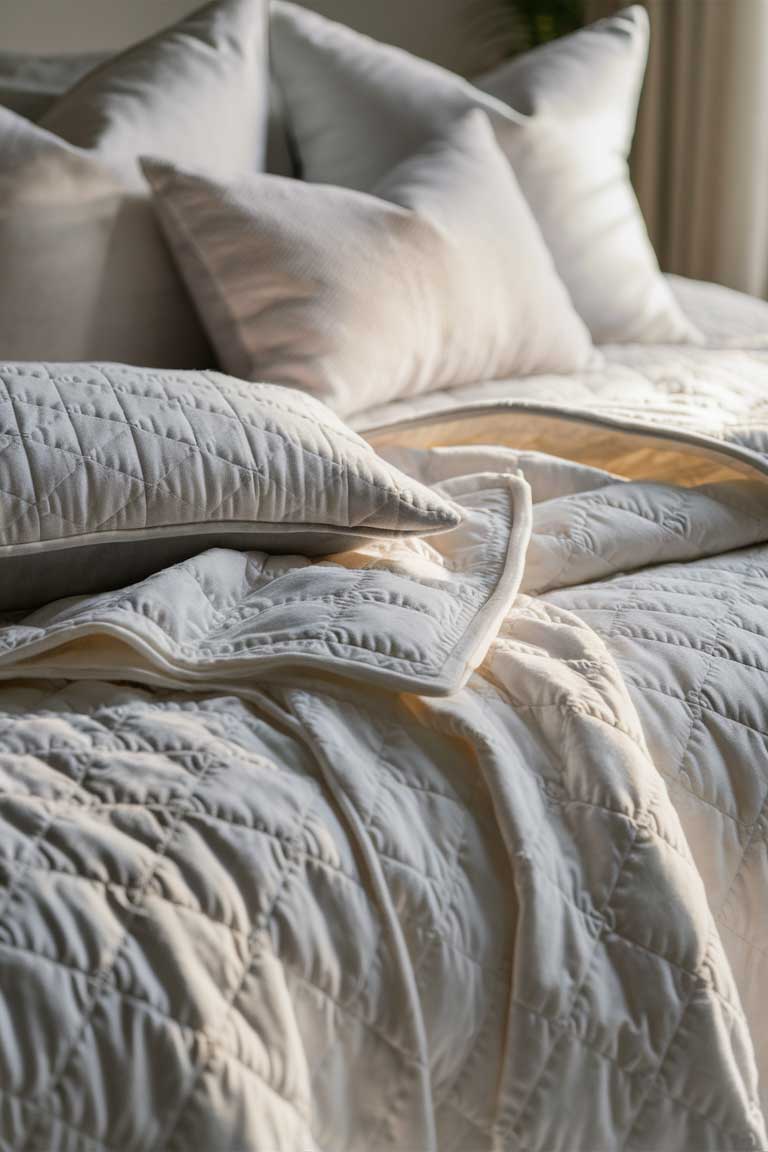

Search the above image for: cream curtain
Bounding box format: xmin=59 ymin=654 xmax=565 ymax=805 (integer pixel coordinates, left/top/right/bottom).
xmin=587 ymin=0 xmax=768 ymax=298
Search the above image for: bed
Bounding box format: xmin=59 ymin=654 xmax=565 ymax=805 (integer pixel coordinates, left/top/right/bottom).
xmin=1 ymin=4 xmax=767 ymax=1151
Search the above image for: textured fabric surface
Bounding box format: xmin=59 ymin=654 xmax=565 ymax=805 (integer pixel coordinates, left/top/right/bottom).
xmin=271 ymin=1 xmax=697 ymax=346
xmin=0 ymin=362 xmax=459 ymax=612
xmin=40 ymin=0 xmax=268 ymax=187
xmin=0 ymin=424 xmax=766 ymax=1148
xmin=353 ymin=339 xmax=768 ymax=455
xmin=0 ymin=47 xmax=294 ymax=178
xmin=0 ymin=471 xmax=526 ymax=697
xmin=0 ymin=0 xmax=269 ymax=367
xmin=144 ymin=112 xmax=593 ymax=417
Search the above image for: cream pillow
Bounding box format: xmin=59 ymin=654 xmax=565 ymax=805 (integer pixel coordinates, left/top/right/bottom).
xmin=0 ymin=0 xmax=268 ymax=368
xmin=270 ymin=1 xmax=700 ymax=346
xmin=143 ymin=111 xmax=593 ymax=417
xmin=0 ymin=362 xmax=459 ymax=612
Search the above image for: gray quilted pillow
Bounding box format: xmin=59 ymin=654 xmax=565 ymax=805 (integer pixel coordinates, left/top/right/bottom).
xmin=0 ymin=363 xmax=460 ymax=611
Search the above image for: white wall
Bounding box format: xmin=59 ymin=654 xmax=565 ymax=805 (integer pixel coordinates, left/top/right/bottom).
xmin=0 ymin=0 xmax=506 ymax=76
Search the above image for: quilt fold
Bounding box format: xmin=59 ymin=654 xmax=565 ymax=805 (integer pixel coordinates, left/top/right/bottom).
xmin=0 ymin=474 xmax=531 ymax=698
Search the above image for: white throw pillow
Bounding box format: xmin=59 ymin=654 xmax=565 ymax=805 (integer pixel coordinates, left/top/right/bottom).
xmin=0 ymin=362 xmax=459 ymax=612
xmin=0 ymin=0 xmax=268 ymax=368
xmin=143 ymin=111 xmax=594 ymax=417
xmin=271 ymin=1 xmax=700 ymax=346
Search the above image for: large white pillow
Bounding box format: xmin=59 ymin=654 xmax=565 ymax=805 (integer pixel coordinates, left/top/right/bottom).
xmin=0 ymin=0 xmax=268 ymax=367
xmin=143 ymin=111 xmax=594 ymax=417
xmin=0 ymin=362 xmax=459 ymax=612
xmin=271 ymin=1 xmax=700 ymax=346
xmin=40 ymin=0 xmax=268 ymax=186
xmin=0 ymin=46 xmax=295 ymax=177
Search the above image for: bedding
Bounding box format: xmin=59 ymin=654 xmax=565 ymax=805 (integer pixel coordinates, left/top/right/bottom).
xmin=0 ymin=363 xmax=458 ymax=613
xmin=0 ymin=46 xmax=294 ymax=178
xmin=0 ymin=0 xmax=268 ymax=368
xmin=2 ymin=0 xmax=768 ymax=1143
xmin=39 ymin=0 xmax=268 ymax=187
xmin=351 ymin=326 xmax=768 ymax=448
xmin=1 ymin=362 xmax=768 ymax=1148
xmin=142 ymin=111 xmax=593 ymax=416
xmin=270 ymin=1 xmax=698 ymax=346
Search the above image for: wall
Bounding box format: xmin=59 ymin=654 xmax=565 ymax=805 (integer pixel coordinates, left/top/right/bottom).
xmin=0 ymin=0 xmax=507 ymax=76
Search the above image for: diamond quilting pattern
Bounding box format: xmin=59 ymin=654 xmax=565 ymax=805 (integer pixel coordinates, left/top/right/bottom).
xmin=0 ymin=362 xmax=457 ymax=547
xmin=547 ymin=550 xmax=768 ymax=1130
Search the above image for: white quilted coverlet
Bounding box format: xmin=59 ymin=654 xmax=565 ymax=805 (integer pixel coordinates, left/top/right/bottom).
xmin=2 ymin=336 xmax=768 ymax=1150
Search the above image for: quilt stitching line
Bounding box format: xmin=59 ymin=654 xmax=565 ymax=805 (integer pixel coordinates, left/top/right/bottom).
xmin=0 ymin=959 xmax=318 ymax=1152
xmin=621 ymin=936 xmax=753 ymax=1151
xmin=373 ymin=739 xmax=471 ymax=908
xmin=1 ymin=423 xmax=269 ymax=523
xmin=616 ymin=631 xmax=768 ymax=684
xmin=539 ymin=502 xmax=589 ymax=590
xmin=0 ymin=837 xmax=738 ymax=1019
xmin=287 ymin=960 xmax=424 ymax=1069
xmin=607 ymin=617 xmax=726 ymax=800
xmin=440 ymin=1094 xmax=494 ymax=1139
xmin=3 ymin=840 xmax=370 ymax=941
xmin=717 ymin=919 xmax=768 ymax=963
xmin=501 ymin=823 xmax=644 ymax=1142
xmin=620 ymin=673 xmax=768 ymax=730
xmin=583 ymin=485 xmax=768 ymax=536
xmin=716 ymin=787 xmax=768 ymax=927
xmin=573 ymin=492 xmax=697 ymax=540
xmin=561 ymin=591 xmax=768 ymax=632
xmin=0 ymin=909 xmax=749 ymax=1144
xmin=619 ymin=678 xmax=768 ymax=829
xmin=540 ymin=786 xmax=686 ymax=852
xmin=1 ymin=382 xmax=448 ymax=522
xmin=0 ymin=431 xmax=206 ymax=539
xmin=394 ymin=905 xmax=512 ymax=977
xmin=3 ymin=389 xmax=52 ymax=542
xmin=1 ymin=613 xmax=450 ymax=676
xmin=86 ymin=449 xmax=208 ymax=531
xmin=468 ymin=649 xmax=703 ymax=1138
xmin=330 ymin=716 xmax=423 ymax=1152
xmin=157 ymin=792 xmax=322 ymax=1152
xmin=5 ymin=571 xmax=468 ymax=645
xmin=0 ymin=1084 xmax=117 ymax=1152
xmin=293 ymin=698 xmax=440 ymax=1149
xmin=8 ymin=362 xmax=367 ymax=453
xmin=0 ymin=811 xmax=753 ymax=1148
xmin=0 ymin=750 xmax=92 ymax=936
xmin=554 ymin=571 xmax=768 ymax=608
xmin=15 ymin=750 xmax=221 ymax=1152
xmin=498 ymin=996 xmax=759 ymax=1152
xmin=196 ymin=368 xmax=309 ymax=526
xmin=512 ymin=842 xmax=744 ymax=1020
xmin=441 ymin=981 xmax=508 ymax=1133
xmin=598 ymin=566 xmax=768 ymax=597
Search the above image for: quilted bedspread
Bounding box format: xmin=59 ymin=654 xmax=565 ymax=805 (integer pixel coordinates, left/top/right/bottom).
xmin=3 ymin=335 xmax=768 ymax=1150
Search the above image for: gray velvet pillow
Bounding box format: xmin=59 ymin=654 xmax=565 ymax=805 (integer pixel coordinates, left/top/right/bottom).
xmin=0 ymin=363 xmax=460 ymax=612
